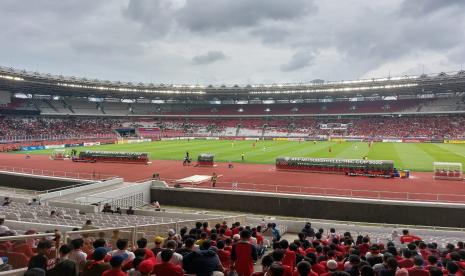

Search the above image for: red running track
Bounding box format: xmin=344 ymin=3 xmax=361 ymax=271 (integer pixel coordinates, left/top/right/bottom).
xmin=1 ymin=153 xmax=464 ymax=203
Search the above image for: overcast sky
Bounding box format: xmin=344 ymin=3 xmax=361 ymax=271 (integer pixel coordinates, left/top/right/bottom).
xmin=0 ymin=0 xmax=464 ymax=85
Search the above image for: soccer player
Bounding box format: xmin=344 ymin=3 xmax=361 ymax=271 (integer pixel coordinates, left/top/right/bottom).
xmin=328 ymin=147 xmax=332 ymax=153
xmin=241 ymin=153 xmax=245 ymax=161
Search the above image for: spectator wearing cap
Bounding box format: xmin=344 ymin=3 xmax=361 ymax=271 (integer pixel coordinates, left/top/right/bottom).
xmin=156 ymin=240 xmax=183 ymax=266
xmin=151 ymin=236 xmax=164 ymax=256
xmin=136 ymin=259 xmax=154 ymax=276
xmin=321 ymin=259 xmax=339 ymax=276
xmin=102 ymin=255 xmax=127 ymax=276
xmin=407 ymin=256 xmax=428 ymax=276
xmin=153 ymin=249 xmax=183 ymax=276
xmin=48 ymin=244 xmax=79 ymax=276
xmin=231 ymin=230 xmax=258 ymax=276
xmin=83 ymin=247 xmax=112 ymax=276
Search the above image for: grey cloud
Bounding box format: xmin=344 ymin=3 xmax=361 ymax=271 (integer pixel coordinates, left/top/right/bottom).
xmin=176 ymin=0 xmax=316 ymax=32
xmin=281 ymin=51 xmax=315 ymax=72
xmin=399 ymin=0 xmax=465 ymax=16
xmin=192 ymin=51 xmax=227 ymax=65
xmin=122 ymin=0 xmax=177 ymax=37
xmin=0 ymin=0 xmax=464 ymax=85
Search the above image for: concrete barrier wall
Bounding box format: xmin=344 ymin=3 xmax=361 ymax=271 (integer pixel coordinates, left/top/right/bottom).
xmin=48 ymin=201 xmax=98 ymax=213
xmin=76 ymin=181 xmax=152 ymax=205
xmin=150 ymin=188 xmax=465 ymax=228
xmin=39 ymin=178 xmax=123 ymax=201
xmin=5 ymin=220 xmax=76 ymax=232
xmin=0 ymin=171 xmax=82 ymax=191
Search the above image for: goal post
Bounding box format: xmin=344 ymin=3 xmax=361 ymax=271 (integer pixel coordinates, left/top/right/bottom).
xmin=433 ymin=162 xmax=463 ymax=181
xmin=50 ymin=149 xmax=67 ymax=160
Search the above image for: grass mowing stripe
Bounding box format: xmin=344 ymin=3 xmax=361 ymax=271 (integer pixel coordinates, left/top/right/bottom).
xmin=416 ymin=143 xmax=465 ymax=165
xmin=367 ymin=143 xmax=404 ymax=168
xmin=13 ymin=140 xmax=465 ymax=172
xmin=335 ymin=142 xmax=370 ymax=159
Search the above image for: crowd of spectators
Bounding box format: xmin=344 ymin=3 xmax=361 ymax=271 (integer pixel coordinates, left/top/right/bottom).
xmin=1 ymin=114 xmax=465 ymax=142
xmin=1 ymin=220 xmax=464 ymax=276
xmin=0 ymin=117 xmax=122 ymax=140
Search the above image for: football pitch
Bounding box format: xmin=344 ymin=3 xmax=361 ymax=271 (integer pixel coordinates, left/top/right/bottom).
xmin=16 ymin=140 xmax=465 ymax=172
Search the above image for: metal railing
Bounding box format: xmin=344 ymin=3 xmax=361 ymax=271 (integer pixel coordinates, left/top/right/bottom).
xmin=0 ymin=133 xmax=115 ymax=143
xmin=163 ymin=178 xmax=465 ymax=204
xmin=0 ymin=166 xmax=117 ymax=181
xmin=0 ymin=214 xmax=246 ymax=271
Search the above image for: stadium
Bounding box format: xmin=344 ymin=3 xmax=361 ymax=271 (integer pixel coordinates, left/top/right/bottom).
xmin=2 ymin=1 xmax=465 ymax=276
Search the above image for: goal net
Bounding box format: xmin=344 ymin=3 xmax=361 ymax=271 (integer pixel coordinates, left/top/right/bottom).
xmin=433 ymin=162 xmax=463 ymax=181
xmin=50 ymin=149 xmax=67 ymax=160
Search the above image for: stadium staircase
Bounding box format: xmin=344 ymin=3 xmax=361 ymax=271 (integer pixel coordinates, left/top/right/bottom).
xmin=235 ymin=124 xmax=241 ymax=136
xmin=44 ymin=100 xmax=59 ymax=113
xmin=61 ymin=99 xmax=74 ymax=114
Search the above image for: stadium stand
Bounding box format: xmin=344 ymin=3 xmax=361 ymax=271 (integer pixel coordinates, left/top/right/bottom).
xmin=2 ymin=66 xmax=465 ymax=274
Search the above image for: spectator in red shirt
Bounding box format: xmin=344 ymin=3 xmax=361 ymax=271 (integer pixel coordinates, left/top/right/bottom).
xmin=295 ymin=260 xmax=318 ymax=276
xmin=267 ymin=263 xmax=285 ymax=276
xmin=429 ymin=267 xmax=444 ymax=276
xmin=280 ymin=240 xmax=297 ymax=270
xmin=152 ymin=249 xmax=183 ymax=276
xmin=306 ymin=252 xmax=326 ymax=275
xmin=400 ymin=230 xmax=421 ymax=244
xmin=216 ymin=240 xmax=231 ymax=270
xmin=102 ymin=255 xmax=127 ymax=276
xmin=398 ymin=249 xmax=414 ymax=269
xmin=136 ymin=238 xmax=156 ymax=263
xmin=252 ymin=255 xmax=274 ymax=276
xmin=137 ymin=260 xmax=154 ymax=276
xmin=231 ymin=230 xmax=258 ymax=276
xmin=446 ymin=261 xmax=460 ymax=276
xmin=425 ymin=255 xmax=440 ymax=271
xmin=357 ymin=237 xmax=370 ymax=257
xmin=407 ymin=256 xmax=428 ymax=276
xmin=271 ymin=249 xmax=293 ymax=276
xmin=320 ymin=259 xmax=338 ymax=276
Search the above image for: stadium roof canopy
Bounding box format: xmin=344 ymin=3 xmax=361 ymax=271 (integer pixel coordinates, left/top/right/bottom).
xmin=1 ymin=66 xmax=464 ymax=101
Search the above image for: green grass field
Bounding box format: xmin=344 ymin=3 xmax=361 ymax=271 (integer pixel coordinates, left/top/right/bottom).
xmin=15 ymin=140 xmax=465 ymax=172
